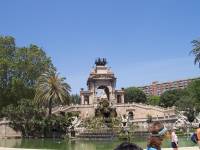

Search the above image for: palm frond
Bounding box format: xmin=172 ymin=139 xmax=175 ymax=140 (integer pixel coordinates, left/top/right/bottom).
xmin=190 ymin=39 xmax=200 ymax=67
xmin=34 ymin=69 xmax=71 ymax=115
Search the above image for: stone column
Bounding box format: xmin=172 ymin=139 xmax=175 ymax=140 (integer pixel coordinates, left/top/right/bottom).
xmin=121 ymin=88 xmax=125 ymax=103
xmin=80 ymin=94 xmax=84 ymax=105
xmin=121 ymin=94 xmax=124 ymax=103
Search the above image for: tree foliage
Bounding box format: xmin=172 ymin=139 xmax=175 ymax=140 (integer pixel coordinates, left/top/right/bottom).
xmin=173 ymin=80 xmax=200 ymax=111
xmin=34 ymin=69 xmax=71 ymax=116
xmin=70 ymin=94 xmax=81 ymax=104
xmin=2 ymin=99 xmax=73 ymax=138
xmin=124 ymin=87 xmax=147 ymax=103
xmin=187 ymin=79 xmax=200 ymax=102
xmin=175 ymin=96 xmax=196 ymax=123
xmin=191 ymin=39 xmax=200 ymax=67
xmin=2 ymin=99 xmax=45 ymax=137
xmin=184 ymin=79 xmax=200 ymax=112
xmin=0 ymin=36 xmax=53 ymax=110
xmin=159 ymin=89 xmax=187 ymax=108
xmin=147 ymin=95 xmax=160 ymax=106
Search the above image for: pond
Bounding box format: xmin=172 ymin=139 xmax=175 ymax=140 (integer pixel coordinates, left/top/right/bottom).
xmin=0 ymin=137 xmax=196 ymax=150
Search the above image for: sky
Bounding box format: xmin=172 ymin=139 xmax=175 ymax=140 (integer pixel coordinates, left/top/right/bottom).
xmin=0 ymin=0 xmax=200 ymax=93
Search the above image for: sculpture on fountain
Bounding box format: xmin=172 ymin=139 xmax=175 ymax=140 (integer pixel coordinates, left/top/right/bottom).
xmin=174 ymin=113 xmax=190 ymax=128
xmin=121 ymin=114 xmax=129 ymax=127
xmin=53 ymin=58 xmax=176 ymax=130
xmin=174 ymin=112 xmax=200 ymax=129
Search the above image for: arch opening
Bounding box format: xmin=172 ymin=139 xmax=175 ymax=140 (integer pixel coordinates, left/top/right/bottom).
xmin=96 ymin=85 xmax=110 ymax=100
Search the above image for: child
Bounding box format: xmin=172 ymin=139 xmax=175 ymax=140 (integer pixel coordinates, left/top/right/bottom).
xmin=147 ymin=121 xmax=168 ymax=150
xmin=171 ymin=127 xmax=178 ymax=150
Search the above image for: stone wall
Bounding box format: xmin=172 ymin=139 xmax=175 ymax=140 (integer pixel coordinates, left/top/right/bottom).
xmin=53 ymin=102 xmax=176 ymax=121
xmin=0 ymin=120 xmax=21 ymax=138
xmin=115 ymin=103 xmax=175 ymax=119
xmin=59 ymin=104 xmax=96 ymax=118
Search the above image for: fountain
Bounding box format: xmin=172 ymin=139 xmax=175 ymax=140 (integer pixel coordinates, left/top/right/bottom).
xmin=76 ymin=98 xmax=120 ymax=139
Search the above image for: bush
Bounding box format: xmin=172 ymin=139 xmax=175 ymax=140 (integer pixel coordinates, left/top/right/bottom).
xmin=2 ymin=99 xmax=73 ymax=138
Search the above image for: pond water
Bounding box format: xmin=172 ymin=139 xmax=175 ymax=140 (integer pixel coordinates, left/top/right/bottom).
xmin=0 ymin=137 xmax=196 ymax=150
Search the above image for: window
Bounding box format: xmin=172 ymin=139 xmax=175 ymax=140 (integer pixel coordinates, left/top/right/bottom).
xmin=117 ymin=95 xmax=121 ymax=103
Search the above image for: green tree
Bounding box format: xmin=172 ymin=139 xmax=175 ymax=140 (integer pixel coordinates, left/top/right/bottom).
xmin=34 ymin=69 xmax=71 ymax=116
xmin=147 ymin=95 xmax=160 ymax=106
xmin=0 ymin=36 xmax=16 ymax=109
xmin=70 ymin=94 xmax=81 ymax=104
xmin=124 ymin=87 xmax=147 ymax=103
xmin=2 ymin=99 xmax=46 ymax=137
xmin=0 ymin=36 xmax=53 ymax=110
xmin=174 ymin=80 xmax=200 ymax=121
xmin=0 ymin=36 xmax=15 ymax=88
xmin=15 ymin=45 xmax=53 ymax=86
xmin=159 ymin=89 xmax=187 ymax=108
xmin=185 ymin=79 xmax=200 ymax=112
xmin=2 ymin=99 xmax=73 ymax=138
xmin=190 ymin=39 xmax=200 ymax=67
xmin=175 ymin=96 xmax=196 ymax=122
xmin=187 ymin=79 xmax=200 ymax=102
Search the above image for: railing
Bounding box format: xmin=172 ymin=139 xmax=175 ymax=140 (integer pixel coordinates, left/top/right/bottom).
xmin=0 ymin=118 xmax=10 ymax=125
xmin=52 ymin=101 xmax=176 ymax=114
xmin=52 ymin=104 xmax=97 ymax=113
xmin=115 ymin=102 xmax=175 ymax=112
xmin=130 ymin=115 xmax=177 ymax=123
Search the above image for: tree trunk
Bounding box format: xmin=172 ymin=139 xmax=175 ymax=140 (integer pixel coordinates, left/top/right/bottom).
xmin=48 ymin=99 xmax=52 ymax=116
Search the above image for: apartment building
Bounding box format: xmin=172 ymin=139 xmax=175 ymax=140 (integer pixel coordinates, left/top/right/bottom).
xmin=138 ymin=77 xmax=199 ymax=96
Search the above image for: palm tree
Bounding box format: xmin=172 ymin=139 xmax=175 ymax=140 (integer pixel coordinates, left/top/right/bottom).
xmin=34 ymin=69 xmax=71 ymax=116
xmin=191 ymin=39 xmax=200 ymax=67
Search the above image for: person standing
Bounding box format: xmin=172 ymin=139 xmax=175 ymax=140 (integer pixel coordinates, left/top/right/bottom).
xmin=196 ymin=123 xmax=200 ymax=149
xmin=147 ymin=121 xmax=168 ymax=150
xmin=171 ymin=128 xmax=178 ymax=150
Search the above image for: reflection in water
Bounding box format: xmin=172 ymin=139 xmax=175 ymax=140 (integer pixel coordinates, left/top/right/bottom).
xmin=69 ymin=140 xmax=96 ymax=150
xmin=0 ymin=137 xmax=196 ymax=150
xmin=0 ymin=138 xmax=21 ymax=148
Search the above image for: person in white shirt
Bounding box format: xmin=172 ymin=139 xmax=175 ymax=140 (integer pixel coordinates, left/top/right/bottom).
xmin=171 ymin=127 xmax=178 ymax=150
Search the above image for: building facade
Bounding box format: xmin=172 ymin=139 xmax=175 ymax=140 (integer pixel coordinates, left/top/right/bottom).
xmin=80 ymin=58 xmax=124 ymax=105
xmin=138 ymin=78 xmax=199 ymax=96
xmin=53 ymin=58 xmax=176 ymax=123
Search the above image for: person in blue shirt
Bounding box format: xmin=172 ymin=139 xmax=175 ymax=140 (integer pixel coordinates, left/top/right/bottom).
xmin=147 ymin=122 xmax=168 ymax=150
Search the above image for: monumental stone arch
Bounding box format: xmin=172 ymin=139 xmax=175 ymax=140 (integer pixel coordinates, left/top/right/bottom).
xmin=53 ymin=58 xmax=176 ymax=126
xmin=80 ymin=58 xmax=124 ymax=105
